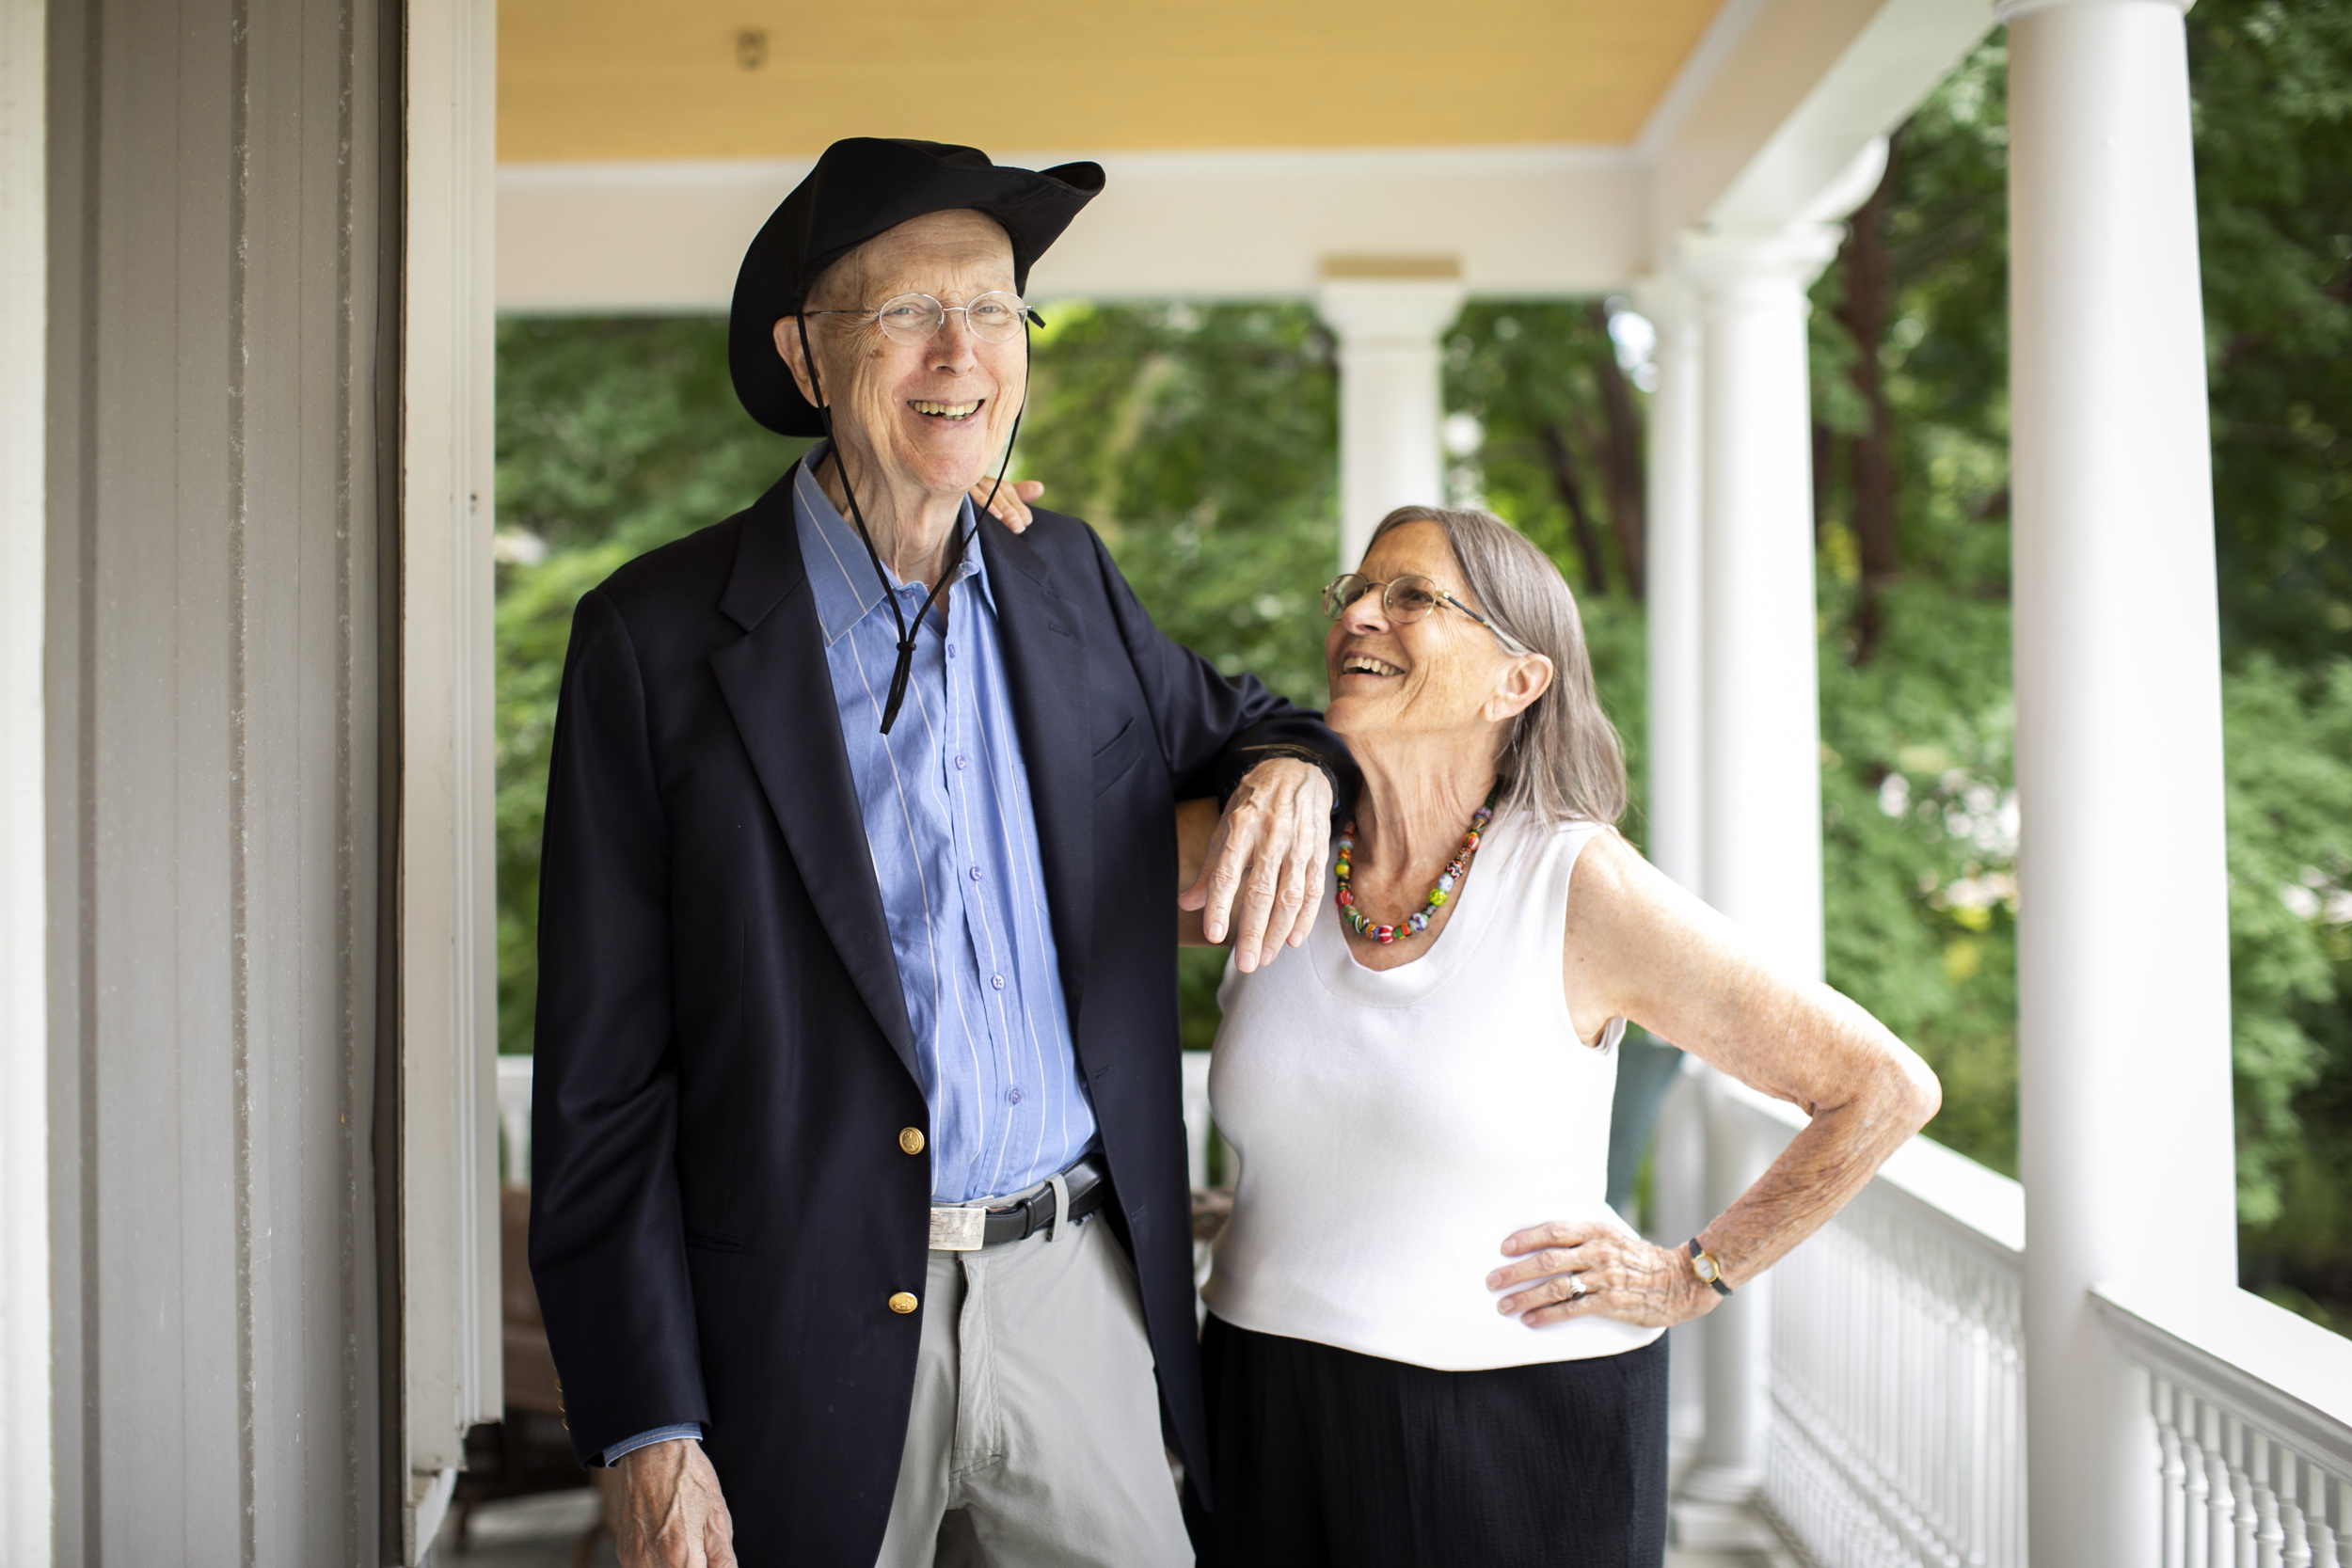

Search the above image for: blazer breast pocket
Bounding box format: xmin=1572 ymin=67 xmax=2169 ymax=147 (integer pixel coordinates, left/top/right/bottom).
xmin=1090 ymin=716 xmax=1147 ymax=795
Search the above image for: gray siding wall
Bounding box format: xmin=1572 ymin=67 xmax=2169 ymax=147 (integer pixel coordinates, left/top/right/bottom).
xmin=45 ymin=0 xmax=393 ymax=1559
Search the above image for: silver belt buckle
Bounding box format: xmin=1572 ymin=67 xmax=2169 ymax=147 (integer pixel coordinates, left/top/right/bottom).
xmin=929 ymin=1205 xmax=986 ymax=1252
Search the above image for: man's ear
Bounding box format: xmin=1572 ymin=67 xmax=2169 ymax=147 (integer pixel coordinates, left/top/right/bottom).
xmin=1486 ymin=654 xmax=1555 ymax=724
xmin=773 ymin=317 xmax=822 ymax=409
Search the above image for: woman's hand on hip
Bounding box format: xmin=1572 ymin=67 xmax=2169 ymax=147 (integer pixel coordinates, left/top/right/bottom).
xmin=1486 ymin=1219 xmax=1715 ymax=1330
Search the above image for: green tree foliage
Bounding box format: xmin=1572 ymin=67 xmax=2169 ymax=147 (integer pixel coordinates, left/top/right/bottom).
xmin=2191 ymin=1 xmax=2352 ymax=662
xmin=2188 ymin=0 xmax=2352 ymax=1306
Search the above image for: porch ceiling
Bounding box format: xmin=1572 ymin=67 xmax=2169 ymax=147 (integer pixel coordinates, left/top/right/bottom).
xmin=497 ymin=0 xmax=1731 ymax=164
xmin=493 ymin=0 xmax=1993 ymax=313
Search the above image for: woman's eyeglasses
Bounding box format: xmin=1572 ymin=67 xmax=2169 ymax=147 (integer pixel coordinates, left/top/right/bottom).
xmin=802 ymin=291 xmax=1042 ymax=346
xmin=1321 ymin=573 xmax=1534 ymax=656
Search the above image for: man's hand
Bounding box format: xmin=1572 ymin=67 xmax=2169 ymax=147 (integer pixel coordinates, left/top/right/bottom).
xmin=1179 ymin=758 xmax=1334 ymax=973
xmin=968 ymin=477 xmax=1044 ymax=531
xmin=613 ymin=1439 xmax=736 ymax=1568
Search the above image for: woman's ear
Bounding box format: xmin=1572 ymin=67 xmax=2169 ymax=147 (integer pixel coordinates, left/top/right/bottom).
xmin=772 ymin=317 xmax=822 ymax=408
xmin=1486 ymin=654 xmax=1554 ymax=724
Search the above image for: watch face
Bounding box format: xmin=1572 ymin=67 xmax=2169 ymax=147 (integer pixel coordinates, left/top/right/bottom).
xmin=1694 ymin=1254 xmax=1721 ymax=1284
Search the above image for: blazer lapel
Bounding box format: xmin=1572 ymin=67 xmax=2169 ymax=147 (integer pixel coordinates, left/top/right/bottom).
xmin=981 ymin=515 xmax=1096 ymax=1024
xmin=709 ymin=466 xmax=922 ymax=1085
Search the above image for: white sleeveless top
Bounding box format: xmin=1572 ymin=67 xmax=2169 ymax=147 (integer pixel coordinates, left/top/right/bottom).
xmin=1200 ymin=811 xmax=1664 ymax=1370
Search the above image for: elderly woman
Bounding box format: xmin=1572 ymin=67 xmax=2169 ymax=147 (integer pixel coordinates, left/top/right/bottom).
xmin=1185 ymin=505 xmax=1941 ymax=1566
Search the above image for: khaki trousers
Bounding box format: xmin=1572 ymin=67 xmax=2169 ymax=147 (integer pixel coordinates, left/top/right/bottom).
xmin=873 ymin=1204 xmax=1193 ymax=1568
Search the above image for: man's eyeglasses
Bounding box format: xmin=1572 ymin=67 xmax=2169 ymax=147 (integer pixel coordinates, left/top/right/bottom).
xmin=803 ymin=291 xmax=1041 ymax=346
xmin=1322 ymin=573 xmax=1534 ymax=656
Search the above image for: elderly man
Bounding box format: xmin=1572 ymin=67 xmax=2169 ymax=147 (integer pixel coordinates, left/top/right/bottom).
xmin=530 ymin=138 xmax=1348 ymax=1567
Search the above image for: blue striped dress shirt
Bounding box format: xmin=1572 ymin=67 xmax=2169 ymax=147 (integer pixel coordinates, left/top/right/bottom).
xmin=793 ymin=451 xmax=1098 ymax=1205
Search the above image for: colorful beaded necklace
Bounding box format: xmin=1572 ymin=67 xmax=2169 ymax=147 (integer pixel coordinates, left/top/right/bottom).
xmin=1333 ymin=789 xmax=1499 ymax=944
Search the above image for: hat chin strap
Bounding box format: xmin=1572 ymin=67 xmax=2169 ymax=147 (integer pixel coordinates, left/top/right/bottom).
xmin=794 ymin=314 xmax=1030 ymax=736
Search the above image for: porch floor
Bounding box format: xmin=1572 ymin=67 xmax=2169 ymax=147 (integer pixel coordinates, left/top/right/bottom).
xmin=428 ymin=1482 xmax=1804 ymax=1567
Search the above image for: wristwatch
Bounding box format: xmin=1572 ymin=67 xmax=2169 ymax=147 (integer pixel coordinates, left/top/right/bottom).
xmin=1687 ymin=1238 xmax=1734 ymax=1297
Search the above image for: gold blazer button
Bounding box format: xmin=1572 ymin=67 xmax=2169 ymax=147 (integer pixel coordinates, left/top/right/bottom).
xmin=887 ymin=1291 xmax=919 ymax=1315
xmin=898 ymin=1127 xmax=926 ymax=1156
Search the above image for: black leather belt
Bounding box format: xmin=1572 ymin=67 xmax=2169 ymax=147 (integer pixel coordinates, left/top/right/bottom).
xmin=927 ymin=1153 xmax=1110 ymax=1252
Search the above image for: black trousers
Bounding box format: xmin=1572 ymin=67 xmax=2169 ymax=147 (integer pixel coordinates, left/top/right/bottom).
xmin=1194 ymin=1315 xmax=1669 ymax=1568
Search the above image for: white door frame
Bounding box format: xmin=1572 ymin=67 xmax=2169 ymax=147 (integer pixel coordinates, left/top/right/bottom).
xmin=0 ymin=0 xmax=52 ymax=1556
xmin=397 ymin=0 xmax=503 ymax=1556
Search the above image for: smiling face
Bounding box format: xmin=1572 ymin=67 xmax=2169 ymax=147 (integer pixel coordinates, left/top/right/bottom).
xmin=773 ymin=209 xmax=1024 ymax=502
xmin=1324 ymin=521 xmax=1552 ymax=752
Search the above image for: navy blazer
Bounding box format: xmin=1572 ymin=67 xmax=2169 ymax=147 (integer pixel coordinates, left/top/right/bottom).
xmin=530 ymin=465 xmax=1348 ymax=1562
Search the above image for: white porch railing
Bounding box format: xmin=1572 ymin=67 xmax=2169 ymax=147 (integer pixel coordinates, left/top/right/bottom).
xmin=2094 ymin=1280 xmax=2352 ymax=1567
xmin=1722 ymin=1080 xmax=2352 ymax=1568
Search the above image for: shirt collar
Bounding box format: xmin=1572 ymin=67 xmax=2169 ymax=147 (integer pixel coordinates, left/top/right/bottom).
xmin=792 ymin=443 xmax=993 ymax=649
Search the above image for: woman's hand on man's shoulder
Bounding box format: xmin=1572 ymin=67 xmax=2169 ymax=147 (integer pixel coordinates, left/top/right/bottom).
xmin=970 ymin=477 xmax=1045 ymax=530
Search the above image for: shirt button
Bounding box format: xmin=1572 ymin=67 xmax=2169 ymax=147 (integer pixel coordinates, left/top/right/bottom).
xmin=1008 ymin=1086 xmax=1025 ymax=1105
xmin=955 ymin=755 xmax=968 ymax=770
xmin=888 ymin=1292 xmax=919 ymax=1315
xmin=946 ymin=642 xmax=957 ymax=657
xmin=898 ymin=1127 xmax=925 ymax=1155
xmin=969 ymin=866 xmax=982 ymax=882
xmin=991 ymin=974 xmax=1005 ymax=991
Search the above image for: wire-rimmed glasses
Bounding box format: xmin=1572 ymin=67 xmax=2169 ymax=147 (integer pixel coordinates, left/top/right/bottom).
xmin=1322 ymin=572 xmax=1534 ymax=656
xmin=803 ymin=291 xmax=1040 ymax=345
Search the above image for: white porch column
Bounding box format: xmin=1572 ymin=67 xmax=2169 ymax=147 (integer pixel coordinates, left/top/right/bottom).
xmin=1632 ymin=273 xmax=1710 ymax=1440
xmin=1685 ymin=224 xmax=1840 ymax=983
xmin=1674 ymin=221 xmax=1843 ymax=1515
xmin=2005 ymin=5 xmax=2234 ymax=1562
xmin=1636 ymin=274 xmax=1706 ymax=894
xmin=1316 ymin=269 xmax=1465 ymax=568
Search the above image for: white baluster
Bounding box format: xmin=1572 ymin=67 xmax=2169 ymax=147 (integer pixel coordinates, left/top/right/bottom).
xmin=2207 ymin=1410 xmax=2239 ymax=1567
xmin=2007 ymin=1324 xmax=2026 ymax=1567
xmin=2185 ymin=1397 xmax=2215 ymax=1568
xmin=2233 ymin=1419 xmax=2263 ymax=1567
xmin=2253 ymin=1433 xmax=2285 ymax=1568
xmin=2158 ymin=1376 xmax=2189 ymax=1568
xmin=2280 ymin=1452 xmax=2313 ymax=1568
xmin=2314 ymin=1469 xmax=2344 ymax=1568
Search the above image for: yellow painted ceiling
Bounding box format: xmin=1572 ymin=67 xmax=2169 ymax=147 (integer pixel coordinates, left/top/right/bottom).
xmin=500 ymin=0 xmax=1727 ymax=163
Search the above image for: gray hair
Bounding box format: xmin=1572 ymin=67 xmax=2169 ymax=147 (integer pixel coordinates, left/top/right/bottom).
xmin=1367 ymin=505 xmax=1629 ymax=828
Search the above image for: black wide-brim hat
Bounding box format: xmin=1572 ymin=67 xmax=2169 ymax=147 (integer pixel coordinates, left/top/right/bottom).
xmin=728 ymin=137 xmax=1104 ymax=437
